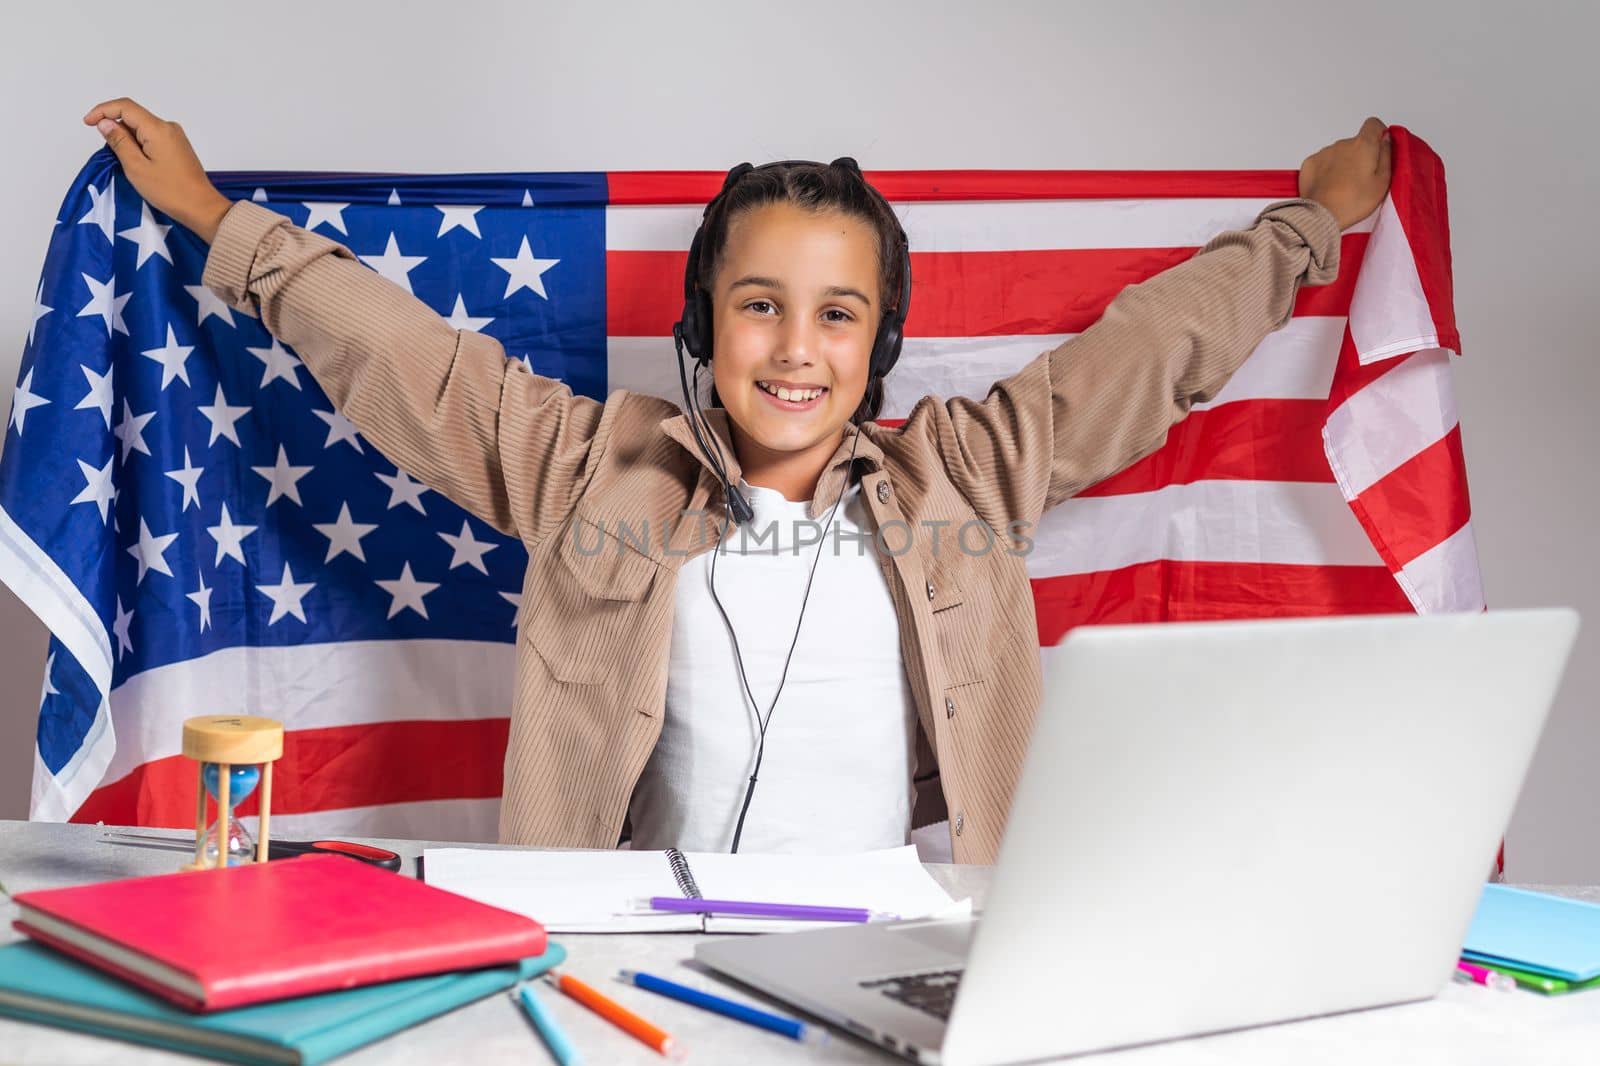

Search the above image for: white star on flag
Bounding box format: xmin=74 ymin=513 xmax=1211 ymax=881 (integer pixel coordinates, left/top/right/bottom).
xmin=445 ymin=295 xmax=494 ymax=332
xmin=439 ymin=520 xmax=497 ymax=574
xmin=207 ymin=503 xmax=257 ymax=566
xmin=70 ymin=456 xmax=115 ymax=523
xmin=197 ymin=385 xmax=251 ymax=446
xmin=302 ymin=202 xmax=350 ymax=234
xmin=74 ymin=364 xmax=114 ymax=428
xmin=112 ymin=594 xmax=134 ymax=661
xmin=358 ymin=233 xmax=428 ymax=294
xmin=499 ymin=589 xmax=522 ymax=626
xmin=377 ymin=466 xmax=429 ymax=513
xmin=491 ymin=236 xmax=559 ymax=299
xmin=39 ymin=651 xmax=60 ymax=699
xmin=184 ymin=284 xmax=236 ymax=328
xmin=312 ymin=408 xmax=363 ymax=452
xmin=376 ymin=562 xmax=439 ymax=620
xmin=77 ymin=273 xmax=132 ymax=337
xmin=127 ymin=518 xmax=178 ymax=583
xmin=117 ymin=202 xmax=174 ymax=268
xmin=256 ymin=562 xmax=315 ymax=625
xmin=9 ymin=370 xmax=50 ymax=436
xmin=187 ymin=567 xmax=213 ymax=633
xmin=113 ymin=399 xmax=155 ymax=462
xmin=314 ymin=502 xmax=378 ymax=563
xmin=77 ymin=177 xmax=116 ymax=243
xmin=252 ymin=445 xmax=313 ymax=507
xmin=29 ymin=281 xmax=52 ymax=349
xmin=246 ymin=337 xmax=303 ymax=389
xmin=164 ymin=447 xmax=205 ymax=511
xmin=140 ymin=324 xmax=195 ymax=390
xmin=436 ymin=205 xmax=484 ymax=238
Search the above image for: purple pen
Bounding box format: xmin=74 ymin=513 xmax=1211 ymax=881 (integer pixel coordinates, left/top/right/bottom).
xmin=634 ymin=896 xmax=896 ymax=923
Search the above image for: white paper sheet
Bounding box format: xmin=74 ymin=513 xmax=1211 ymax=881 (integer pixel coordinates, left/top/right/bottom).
xmin=421 ymin=844 xmax=958 ymax=934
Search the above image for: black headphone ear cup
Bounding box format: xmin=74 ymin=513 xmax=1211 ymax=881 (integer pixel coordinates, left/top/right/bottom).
xmin=874 ymin=322 xmax=904 ymax=378
xmin=870 ymin=238 xmax=912 ymax=378
xmin=679 ymin=298 xmax=701 ymax=363
xmin=691 ymin=289 xmax=714 ymax=366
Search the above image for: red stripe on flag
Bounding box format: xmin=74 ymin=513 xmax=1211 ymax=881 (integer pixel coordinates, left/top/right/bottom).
xmin=1345 ymin=425 xmax=1472 ymax=571
xmin=608 ymin=250 xmax=685 ymax=336
xmin=1076 ymin=399 xmax=1334 ymax=496
xmin=1032 ymin=562 xmax=1414 ymax=646
xmin=609 ymin=234 xmax=1367 ymax=340
xmin=606 ymin=170 xmax=1303 ymax=206
xmin=1385 ymin=127 xmax=1462 ymax=356
xmin=906 ymin=248 xmax=1192 ymax=336
xmin=70 ymin=718 xmax=510 ymax=828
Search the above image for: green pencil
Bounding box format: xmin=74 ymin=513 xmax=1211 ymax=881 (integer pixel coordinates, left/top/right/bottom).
xmin=1467 ymin=958 xmax=1600 ymax=995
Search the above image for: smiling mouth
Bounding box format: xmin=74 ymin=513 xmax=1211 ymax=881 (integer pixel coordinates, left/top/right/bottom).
xmin=756 ymin=380 xmax=829 ymax=406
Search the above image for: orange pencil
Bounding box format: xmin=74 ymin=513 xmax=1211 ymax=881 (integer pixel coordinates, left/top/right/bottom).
xmin=547 ymin=970 xmax=685 ymax=1059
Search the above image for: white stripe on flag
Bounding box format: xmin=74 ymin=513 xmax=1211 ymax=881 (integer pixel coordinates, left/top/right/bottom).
xmin=1349 ymin=196 xmax=1444 ymax=365
xmin=607 ymin=316 xmax=1347 ymax=414
xmin=1 ymin=503 xmax=120 ymax=820
xmin=1026 ymin=479 xmax=1384 ymax=579
xmin=1323 ymin=347 xmax=1459 ymax=497
xmin=606 ymin=197 xmax=1376 ymax=254
xmin=95 ymin=638 xmax=515 ymax=786
xmin=234 ymin=796 xmax=503 ymax=845
xmin=1394 ymin=519 xmax=1487 ymax=613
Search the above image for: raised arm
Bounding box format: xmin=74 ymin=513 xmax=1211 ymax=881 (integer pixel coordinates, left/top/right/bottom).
xmin=917 ymin=118 xmax=1393 ymax=535
xmin=84 ymin=97 xmax=607 ymax=543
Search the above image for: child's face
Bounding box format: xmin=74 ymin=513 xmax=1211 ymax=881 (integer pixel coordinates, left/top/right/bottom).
xmin=709 ymin=201 xmax=880 ymax=464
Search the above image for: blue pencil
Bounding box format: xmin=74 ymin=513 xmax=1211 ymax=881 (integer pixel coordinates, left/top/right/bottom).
xmin=618 ymin=969 xmax=828 ymax=1045
xmin=515 ymin=981 xmax=581 ymax=1066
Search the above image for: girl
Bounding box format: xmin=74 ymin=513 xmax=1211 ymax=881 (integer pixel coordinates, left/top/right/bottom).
xmin=82 ymin=98 xmax=1391 ymax=862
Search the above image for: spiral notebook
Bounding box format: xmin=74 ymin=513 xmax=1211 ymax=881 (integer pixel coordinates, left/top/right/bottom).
xmin=421 ymin=844 xmax=960 ymax=933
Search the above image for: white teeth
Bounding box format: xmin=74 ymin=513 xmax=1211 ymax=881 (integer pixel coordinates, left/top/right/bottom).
xmin=760 ymin=382 xmax=824 ymax=402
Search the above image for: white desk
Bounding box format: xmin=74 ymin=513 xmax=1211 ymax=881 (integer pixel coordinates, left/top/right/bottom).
xmin=3 ymin=819 xmax=1599 ymax=1064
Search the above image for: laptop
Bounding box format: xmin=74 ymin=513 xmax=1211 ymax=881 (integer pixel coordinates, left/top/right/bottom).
xmin=695 ymin=608 xmax=1580 ymax=1065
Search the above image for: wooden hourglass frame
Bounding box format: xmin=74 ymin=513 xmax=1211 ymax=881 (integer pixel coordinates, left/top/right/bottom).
xmin=180 ymin=715 xmax=284 ymax=871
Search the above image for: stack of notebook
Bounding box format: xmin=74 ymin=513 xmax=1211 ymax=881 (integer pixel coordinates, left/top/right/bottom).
xmin=1461 ymin=884 xmax=1600 ymax=995
xmin=1 ymin=854 xmax=558 ymax=1064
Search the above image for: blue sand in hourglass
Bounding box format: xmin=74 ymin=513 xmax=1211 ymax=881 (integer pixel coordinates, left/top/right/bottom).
xmin=202 ymin=763 xmax=262 ymax=866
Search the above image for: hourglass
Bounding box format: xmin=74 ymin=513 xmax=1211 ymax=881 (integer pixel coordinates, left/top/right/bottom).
xmin=179 ymin=715 xmax=284 ymax=871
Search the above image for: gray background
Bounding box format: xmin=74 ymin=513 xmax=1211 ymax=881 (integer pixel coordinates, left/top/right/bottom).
xmin=1 ymin=1 xmax=1593 ymax=879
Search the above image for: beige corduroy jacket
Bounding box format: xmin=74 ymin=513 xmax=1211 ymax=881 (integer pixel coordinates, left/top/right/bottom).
xmin=200 ymin=194 xmax=1340 ymax=863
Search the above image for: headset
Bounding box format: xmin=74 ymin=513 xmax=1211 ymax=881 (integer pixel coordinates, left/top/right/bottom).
xmin=669 ymin=157 xmax=913 ymax=852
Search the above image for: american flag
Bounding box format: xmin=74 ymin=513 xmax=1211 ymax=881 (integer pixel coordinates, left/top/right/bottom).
xmin=2 ymin=126 xmax=1478 ymax=841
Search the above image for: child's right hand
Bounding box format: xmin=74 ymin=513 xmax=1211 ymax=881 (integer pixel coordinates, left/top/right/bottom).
xmin=83 ymin=97 xmax=234 ymax=244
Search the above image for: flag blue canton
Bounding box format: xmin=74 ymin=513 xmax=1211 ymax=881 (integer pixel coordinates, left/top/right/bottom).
xmin=3 ymin=147 xmax=609 ymax=777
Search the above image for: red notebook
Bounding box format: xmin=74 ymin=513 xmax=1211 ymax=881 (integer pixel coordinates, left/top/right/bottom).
xmin=11 ymin=853 xmax=546 ymax=1011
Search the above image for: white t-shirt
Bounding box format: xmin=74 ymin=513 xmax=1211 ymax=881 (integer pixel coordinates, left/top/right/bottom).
xmin=627 ymin=475 xmax=918 ymax=854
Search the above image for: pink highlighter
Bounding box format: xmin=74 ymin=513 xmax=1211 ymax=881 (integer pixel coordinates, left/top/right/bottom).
xmin=1456 ymin=959 xmax=1517 ymax=992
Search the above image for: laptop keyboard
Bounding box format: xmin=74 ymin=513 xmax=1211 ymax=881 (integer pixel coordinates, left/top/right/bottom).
xmin=859 ymin=968 xmax=965 ymax=1021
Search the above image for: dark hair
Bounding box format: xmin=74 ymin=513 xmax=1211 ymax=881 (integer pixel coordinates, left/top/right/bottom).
xmin=699 ymin=161 xmax=906 ymax=424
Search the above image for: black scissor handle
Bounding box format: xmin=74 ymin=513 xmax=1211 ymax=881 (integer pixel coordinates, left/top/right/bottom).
xmin=267 ymin=838 xmax=403 ymax=871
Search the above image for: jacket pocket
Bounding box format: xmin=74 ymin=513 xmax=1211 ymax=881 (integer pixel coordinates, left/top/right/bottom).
xmin=524 ymin=515 xmax=660 ymax=686
xmin=924 ymin=547 xmax=991 ymax=687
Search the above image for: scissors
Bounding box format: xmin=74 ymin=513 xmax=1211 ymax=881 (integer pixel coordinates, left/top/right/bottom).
xmin=102 ymin=830 xmax=404 ymax=871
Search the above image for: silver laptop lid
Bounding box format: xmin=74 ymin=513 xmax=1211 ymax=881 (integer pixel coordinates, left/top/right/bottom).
xmin=943 ymin=608 xmax=1579 ymax=1066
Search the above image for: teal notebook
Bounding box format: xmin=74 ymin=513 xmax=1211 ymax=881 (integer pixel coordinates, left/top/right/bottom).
xmin=1461 ymin=884 xmax=1600 ymax=982
xmin=0 ymin=939 xmax=565 ymax=1065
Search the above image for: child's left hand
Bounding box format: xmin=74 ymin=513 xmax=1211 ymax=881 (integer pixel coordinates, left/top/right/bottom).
xmin=1298 ymin=116 xmax=1394 ymax=230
